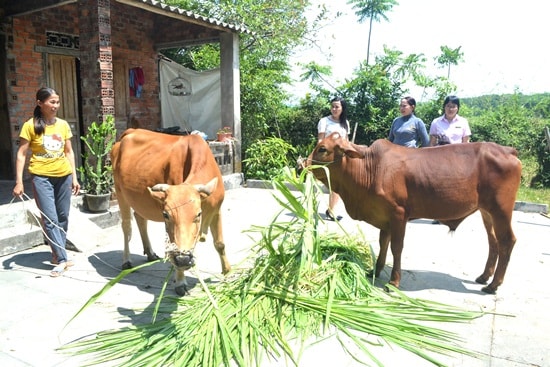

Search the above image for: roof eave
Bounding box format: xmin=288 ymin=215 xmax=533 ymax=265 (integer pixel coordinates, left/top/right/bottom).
xmin=115 ymin=0 xmax=251 ymax=35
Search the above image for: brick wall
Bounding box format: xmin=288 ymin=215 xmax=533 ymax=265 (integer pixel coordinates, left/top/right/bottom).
xmin=111 ymin=1 xmax=160 ymax=130
xmin=6 ymin=1 xmax=163 ymax=140
xmin=6 ymin=8 xmax=77 ymax=138
xmin=2 ymin=0 xmax=234 ymax=179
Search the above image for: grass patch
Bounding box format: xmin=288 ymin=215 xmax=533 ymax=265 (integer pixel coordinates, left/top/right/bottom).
xmin=517 ymin=186 xmax=550 ymax=207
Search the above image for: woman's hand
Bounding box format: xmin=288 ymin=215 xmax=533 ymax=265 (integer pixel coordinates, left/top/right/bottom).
xmin=72 ymin=179 xmax=80 ymax=196
xmin=13 ymin=182 xmax=24 ymax=197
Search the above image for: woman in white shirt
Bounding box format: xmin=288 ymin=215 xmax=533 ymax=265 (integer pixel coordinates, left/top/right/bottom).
xmin=317 ymin=97 xmax=350 ymax=221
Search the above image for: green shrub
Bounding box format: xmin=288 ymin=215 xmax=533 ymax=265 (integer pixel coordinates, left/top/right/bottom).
xmin=243 ymin=137 xmax=297 ymax=180
xmin=78 ymin=116 xmax=116 ymax=195
xmin=533 ymin=127 xmax=550 ymax=187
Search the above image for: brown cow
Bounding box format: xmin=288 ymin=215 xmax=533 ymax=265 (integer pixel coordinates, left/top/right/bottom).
xmin=304 ymin=132 xmax=522 ymax=294
xmin=111 ymin=128 xmax=230 ymax=295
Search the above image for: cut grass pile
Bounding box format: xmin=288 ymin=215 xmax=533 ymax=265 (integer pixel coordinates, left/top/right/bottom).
xmin=61 ymin=168 xmax=487 ymax=367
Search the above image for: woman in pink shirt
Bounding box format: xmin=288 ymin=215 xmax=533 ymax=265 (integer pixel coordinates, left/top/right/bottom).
xmin=429 ymin=95 xmax=471 ymax=146
xmin=429 ymin=95 xmax=471 ymax=224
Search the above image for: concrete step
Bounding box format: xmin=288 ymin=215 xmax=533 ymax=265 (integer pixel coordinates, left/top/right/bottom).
xmin=0 ymin=200 xmax=43 ymax=256
xmin=0 ymin=195 xmax=121 ymax=257
xmin=0 ymin=201 xmax=39 ymax=229
xmin=514 ymin=201 xmax=548 ymax=213
xmin=0 ymin=225 xmax=43 ymax=257
xmin=66 ymin=200 xmax=121 ymax=254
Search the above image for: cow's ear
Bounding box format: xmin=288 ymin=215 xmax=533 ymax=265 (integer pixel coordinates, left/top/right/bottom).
xmin=195 ymin=177 xmax=218 ymax=199
xmin=343 ymin=147 xmax=363 ymax=159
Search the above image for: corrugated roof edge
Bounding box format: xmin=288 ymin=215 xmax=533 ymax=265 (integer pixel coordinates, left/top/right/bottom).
xmin=135 ymin=0 xmax=253 ymax=35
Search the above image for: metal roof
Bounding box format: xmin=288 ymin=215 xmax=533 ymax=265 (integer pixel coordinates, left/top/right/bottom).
xmin=117 ymin=0 xmax=252 ymax=35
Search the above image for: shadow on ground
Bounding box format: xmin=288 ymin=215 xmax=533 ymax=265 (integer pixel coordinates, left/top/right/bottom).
xmin=373 ymin=266 xmax=487 ymax=294
xmin=2 ymin=250 xmax=54 ymax=271
xmin=86 ymin=250 xmax=206 ymax=326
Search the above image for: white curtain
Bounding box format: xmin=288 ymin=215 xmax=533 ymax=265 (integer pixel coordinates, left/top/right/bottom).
xmin=159 ymin=58 xmax=221 ymax=139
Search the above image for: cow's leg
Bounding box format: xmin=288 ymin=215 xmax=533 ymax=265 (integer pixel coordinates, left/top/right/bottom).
xmin=134 ymin=212 xmax=160 ymax=262
xmin=387 ymin=221 xmax=407 ymax=289
xmin=174 ymin=268 xmax=189 ymax=296
xmin=198 ymin=218 xmax=208 ymax=243
xmin=375 ymin=229 xmax=391 ymax=277
xmin=208 ymin=210 xmax=231 ymax=274
xmin=478 ymin=210 xmax=516 ymax=294
xmin=476 ymin=211 xmax=498 ymax=285
xmin=118 ymin=194 xmax=134 ymax=270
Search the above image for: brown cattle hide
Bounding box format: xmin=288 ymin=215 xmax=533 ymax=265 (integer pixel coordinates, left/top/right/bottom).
xmin=306 ymin=132 xmax=521 ymax=294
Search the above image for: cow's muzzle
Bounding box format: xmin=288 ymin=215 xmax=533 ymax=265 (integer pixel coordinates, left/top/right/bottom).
xmin=173 ymin=251 xmax=195 ymax=268
xmin=166 ymin=247 xmax=195 ymax=269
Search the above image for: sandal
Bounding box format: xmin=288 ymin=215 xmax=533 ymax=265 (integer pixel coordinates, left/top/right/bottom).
xmin=325 ymin=210 xmax=342 ymax=222
xmin=50 ymin=264 xmax=66 ymax=277
xmin=50 ymin=261 xmax=74 ymax=277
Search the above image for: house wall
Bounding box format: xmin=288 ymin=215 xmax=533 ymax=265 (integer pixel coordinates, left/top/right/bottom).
xmin=1 ymin=0 xmax=241 ymax=179
xmin=111 ymin=1 xmax=160 ymax=131
xmin=5 ymin=4 xmax=80 ymax=146
xmin=4 ymin=2 xmax=166 ymax=159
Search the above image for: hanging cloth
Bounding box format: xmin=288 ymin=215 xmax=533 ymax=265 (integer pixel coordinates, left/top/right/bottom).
xmin=129 ymin=67 xmax=145 ymax=98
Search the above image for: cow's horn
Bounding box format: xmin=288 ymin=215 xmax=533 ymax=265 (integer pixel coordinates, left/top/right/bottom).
xmin=194 ymin=177 xmax=218 ymax=196
xmin=150 ymin=183 xmax=169 ymax=192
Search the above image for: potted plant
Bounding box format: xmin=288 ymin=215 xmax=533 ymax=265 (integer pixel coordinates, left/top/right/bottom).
xmin=78 ymin=115 xmax=117 ymax=212
xmin=216 ymin=126 xmax=233 ymax=142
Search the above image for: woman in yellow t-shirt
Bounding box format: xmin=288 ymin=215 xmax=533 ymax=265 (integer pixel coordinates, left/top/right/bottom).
xmin=13 ymin=87 xmax=80 ymax=277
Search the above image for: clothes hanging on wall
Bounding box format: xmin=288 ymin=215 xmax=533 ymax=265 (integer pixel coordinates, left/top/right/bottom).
xmin=129 ymin=67 xmax=145 ymax=98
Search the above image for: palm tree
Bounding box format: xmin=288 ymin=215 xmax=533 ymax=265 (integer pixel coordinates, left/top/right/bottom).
xmin=299 ymin=61 xmax=340 ymax=92
xmin=348 ymin=0 xmax=398 ymax=65
xmin=436 ymin=45 xmax=464 ymax=79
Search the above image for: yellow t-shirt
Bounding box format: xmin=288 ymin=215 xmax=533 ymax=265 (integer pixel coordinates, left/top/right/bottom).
xmin=20 ymin=117 xmax=73 ymax=177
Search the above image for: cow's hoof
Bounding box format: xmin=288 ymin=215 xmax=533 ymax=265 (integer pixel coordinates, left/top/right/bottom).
xmin=146 ymin=253 xmax=161 ymax=262
xmin=481 ymin=285 xmax=497 ymax=294
xmin=175 ymin=285 xmax=189 ymax=296
xmin=475 ymin=275 xmax=488 ymax=285
xmin=384 ymin=282 xmax=399 ymax=293
xmin=122 ymin=261 xmax=132 ymax=270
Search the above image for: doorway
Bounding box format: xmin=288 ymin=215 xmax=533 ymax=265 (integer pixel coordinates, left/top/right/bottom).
xmin=0 ymin=33 xmax=13 ymax=179
xmin=47 ymin=54 xmax=82 ymax=169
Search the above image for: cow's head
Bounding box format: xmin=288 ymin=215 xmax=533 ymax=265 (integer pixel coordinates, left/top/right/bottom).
xmin=147 ymin=177 xmax=218 ymax=270
xmin=301 ymin=132 xmax=363 ymax=184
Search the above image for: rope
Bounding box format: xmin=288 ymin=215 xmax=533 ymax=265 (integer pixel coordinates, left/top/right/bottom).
xmin=10 ymin=193 xmax=67 ymax=252
xmin=6 ymin=192 xmax=215 ymax=291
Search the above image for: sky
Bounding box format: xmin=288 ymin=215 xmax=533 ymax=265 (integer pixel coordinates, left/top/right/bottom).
xmin=287 ymin=0 xmax=550 ymax=101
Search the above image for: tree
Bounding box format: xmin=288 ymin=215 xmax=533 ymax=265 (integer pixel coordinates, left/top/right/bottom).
xmin=299 ymin=61 xmax=341 ymax=94
xmin=347 ymin=0 xmax=398 ymax=65
xmin=163 ymin=0 xmax=313 ymax=156
xmin=436 ymin=45 xmax=464 ymax=79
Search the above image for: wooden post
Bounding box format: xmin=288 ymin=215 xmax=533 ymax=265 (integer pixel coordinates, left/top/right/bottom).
xmin=545 ymin=126 xmax=550 ymax=152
